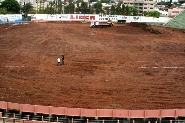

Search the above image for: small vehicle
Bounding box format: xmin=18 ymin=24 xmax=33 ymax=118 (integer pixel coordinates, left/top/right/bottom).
xmin=90 ymin=20 xmax=114 ymax=28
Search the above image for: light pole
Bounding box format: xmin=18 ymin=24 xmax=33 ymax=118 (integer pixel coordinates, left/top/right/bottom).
xmin=36 ymin=0 xmax=38 ymax=14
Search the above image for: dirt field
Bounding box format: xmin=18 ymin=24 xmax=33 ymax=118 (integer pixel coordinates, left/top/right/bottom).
xmin=0 ymin=22 xmax=185 ymax=110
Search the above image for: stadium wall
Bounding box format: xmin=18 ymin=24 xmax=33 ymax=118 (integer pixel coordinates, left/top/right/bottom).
xmin=29 ymin=14 xmax=172 ymax=24
xmin=0 ymin=101 xmax=185 ymax=119
xmin=0 ymin=14 xmax=22 ymax=23
xmin=0 ymin=14 xmax=172 ymax=24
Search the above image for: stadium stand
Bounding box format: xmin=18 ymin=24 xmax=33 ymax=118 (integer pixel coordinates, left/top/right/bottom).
xmin=0 ymin=101 xmax=185 ymax=123
xmin=167 ymin=9 xmax=185 ymax=29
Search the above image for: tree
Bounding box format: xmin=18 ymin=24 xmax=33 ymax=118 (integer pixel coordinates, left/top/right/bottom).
xmin=142 ymin=11 xmax=148 ymax=16
xmin=104 ymin=7 xmax=110 ymax=15
xmin=44 ymin=2 xmax=55 ymax=14
xmin=89 ymin=0 xmax=97 ymax=3
xmin=157 ymin=1 xmax=166 ymax=5
xmin=0 ymin=0 xmax=20 ymax=13
xmin=121 ymin=4 xmax=125 ymax=15
xmin=129 ymin=6 xmax=138 ymax=16
xmin=166 ymin=2 xmax=172 ymax=8
xmin=116 ymin=4 xmax=122 ymax=15
xmin=115 ymin=1 xmax=122 ymax=15
xmin=75 ymin=3 xmax=80 ymax=13
xmin=21 ymin=3 xmax=34 ymax=14
xmin=94 ymin=2 xmax=102 ymax=14
xmin=100 ymin=0 xmax=110 ymax=3
xmin=81 ymin=1 xmax=88 ymax=9
xmin=179 ymin=0 xmax=185 ymax=4
xmin=29 ymin=9 xmax=36 ymax=14
xmin=57 ymin=1 xmax=64 ymax=14
xmin=64 ymin=2 xmax=75 ymax=14
xmin=147 ymin=11 xmax=160 ymax=18
xmin=78 ymin=1 xmax=89 ymax=14
xmin=76 ymin=0 xmax=83 ymax=4
xmin=0 ymin=8 xmax=8 ymax=14
xmin=110 ymin=5 xmax=116 ymax=15
xmin=125 ymin=5 xmax=130 ymax=15
xmin=89 ymin=5 xmax=94 ymax=14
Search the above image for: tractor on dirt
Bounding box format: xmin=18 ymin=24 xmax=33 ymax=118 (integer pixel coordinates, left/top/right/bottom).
xmin=90 ymin=20 xmax=114 ymax=28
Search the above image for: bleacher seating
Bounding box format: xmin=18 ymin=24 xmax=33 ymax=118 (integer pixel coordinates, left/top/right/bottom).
xmin=167 ymin=10 xmax=185 ymax=29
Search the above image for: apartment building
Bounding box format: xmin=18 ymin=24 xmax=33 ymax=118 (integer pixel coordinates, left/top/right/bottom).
xmin=122 ymin=0 xmax=155 ymax=15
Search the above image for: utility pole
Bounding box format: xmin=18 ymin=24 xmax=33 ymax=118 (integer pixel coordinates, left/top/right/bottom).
xmin=36 ymin=0 xmax=38 ymax=14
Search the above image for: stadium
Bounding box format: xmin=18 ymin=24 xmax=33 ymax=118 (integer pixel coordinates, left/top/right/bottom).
xmin=0 ymin=11 xmax=185 ymax=123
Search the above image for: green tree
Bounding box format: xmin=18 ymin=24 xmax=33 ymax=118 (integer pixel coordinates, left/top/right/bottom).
xmin=21 ymin=3 xmax=34 ymax=14
xmin=115 ymin=1 xmax=122 ymax=15
xmin=44 ymin=1 xmax=55 ymax=14
xmin=104 ymin=7 xmax=110 ymax=15
xmin=166 ymin=2 xmax=172 ymax=8
xmin=76 ymin=0 xmax=83 ymax=4
xmin=125 ymin=5 xmax=130 ymax=15
xmin=29 ymin=9 xmax=36 ymax=14
xmin=173 ymin=2 xmax=178 ymax=5
xmin=100 ymin=0 xmax=110 ymax=3
xmin=0 ymin=8 xmax=8 ymax=14
xmin=147 ymin=11 xmax=160 ymax=18
xmin=78 ymin=1 xmax=89 ymax=14
xmin=121 ymin=4 xmax=125 ymax=15
xmin=64 ymin=2 xmax=75 ymax=14
xmin=179 ymin=0 xmax=185 ymax=4
xmin=94 ymin=2 xmax=102 ymax=14
xmin=116 ymin=5 xmax=122 ymax=15
xmin=129 ymin=6 xmax=138 ymax=16
xmin=142 ymin=11 xmax=148 ymax=16
xmin=75 ymin=3 xmax=80 ymax=13
xmin=81 ymin=1 xmax=88 ymax=9
xmin=110 ymin=5 xmax=116 ymax=15
xmin=89 ymin=0 xmax=97 ymax=3
xmin=89 ymin=5 xmax=94 ymax=14
xmin=157 ymin=1 xmax=166 ymax=5
xmin=57 ymin=1 xmax=64 ymax=14
xmin=0 ymin=0 xmax=20 ymax=13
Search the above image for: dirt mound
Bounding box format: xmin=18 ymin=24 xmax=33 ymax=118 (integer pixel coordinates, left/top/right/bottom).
xmin=129 ymin=22 xmax=161 ymax=34
xmin=0 ymin=22 xmax=185 ymax=109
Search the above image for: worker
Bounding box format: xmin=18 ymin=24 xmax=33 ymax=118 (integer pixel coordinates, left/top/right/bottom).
xmin=57 ymin=58 xmax=61 ymax=66
xmin=61 ymin=55 xmax=64 ymax=65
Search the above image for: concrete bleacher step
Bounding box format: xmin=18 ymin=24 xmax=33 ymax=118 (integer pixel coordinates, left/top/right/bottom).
xmin=5 ymin=112 xmax=15 ymax=118
xmin=21 ymin=115 xmax=31 ymax=120
xmin=5 ymin=113 xmax=12 ymax=117
xmin=14 ymin=114 xmax=21 ymax=119
xmin=57 ymin=117 xmax=68 ymax=122
xmin=51 ymin=117 xmax=68 ymax=123
xmin=73 ymin=118 xmax=86 ymax=123
xmin=89 ymin=121 xmax=102 ymax=123
xmin=43 ymin=116 xmax=55 ymax=122
xmin=31 ymin=115 xmax=42 ymax=121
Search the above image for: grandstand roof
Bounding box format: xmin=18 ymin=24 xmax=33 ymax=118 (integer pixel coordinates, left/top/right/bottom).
xmin=167 ymin=9 xmax=185 ymax=29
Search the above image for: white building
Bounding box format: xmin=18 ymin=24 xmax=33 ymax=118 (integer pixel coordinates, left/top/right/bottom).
xmin=122 ymin=0 xmax=155 ymax=15
xmin=154 ymin=8 xmax=168 ymax=16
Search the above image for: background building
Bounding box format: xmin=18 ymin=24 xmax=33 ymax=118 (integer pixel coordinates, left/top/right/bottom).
xmin=122 ymin=0 xmax=155 ymax=15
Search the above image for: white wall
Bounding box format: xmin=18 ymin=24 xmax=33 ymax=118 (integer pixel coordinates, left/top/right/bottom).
xmin=0 ymin=14 xmax=22 ymax=22
xmin=0 ymin=14 xmax=172 ymax=24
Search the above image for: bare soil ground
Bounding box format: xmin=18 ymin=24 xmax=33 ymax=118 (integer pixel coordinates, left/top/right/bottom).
xmin=0 ymin=22 xmax=185 ymax=110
